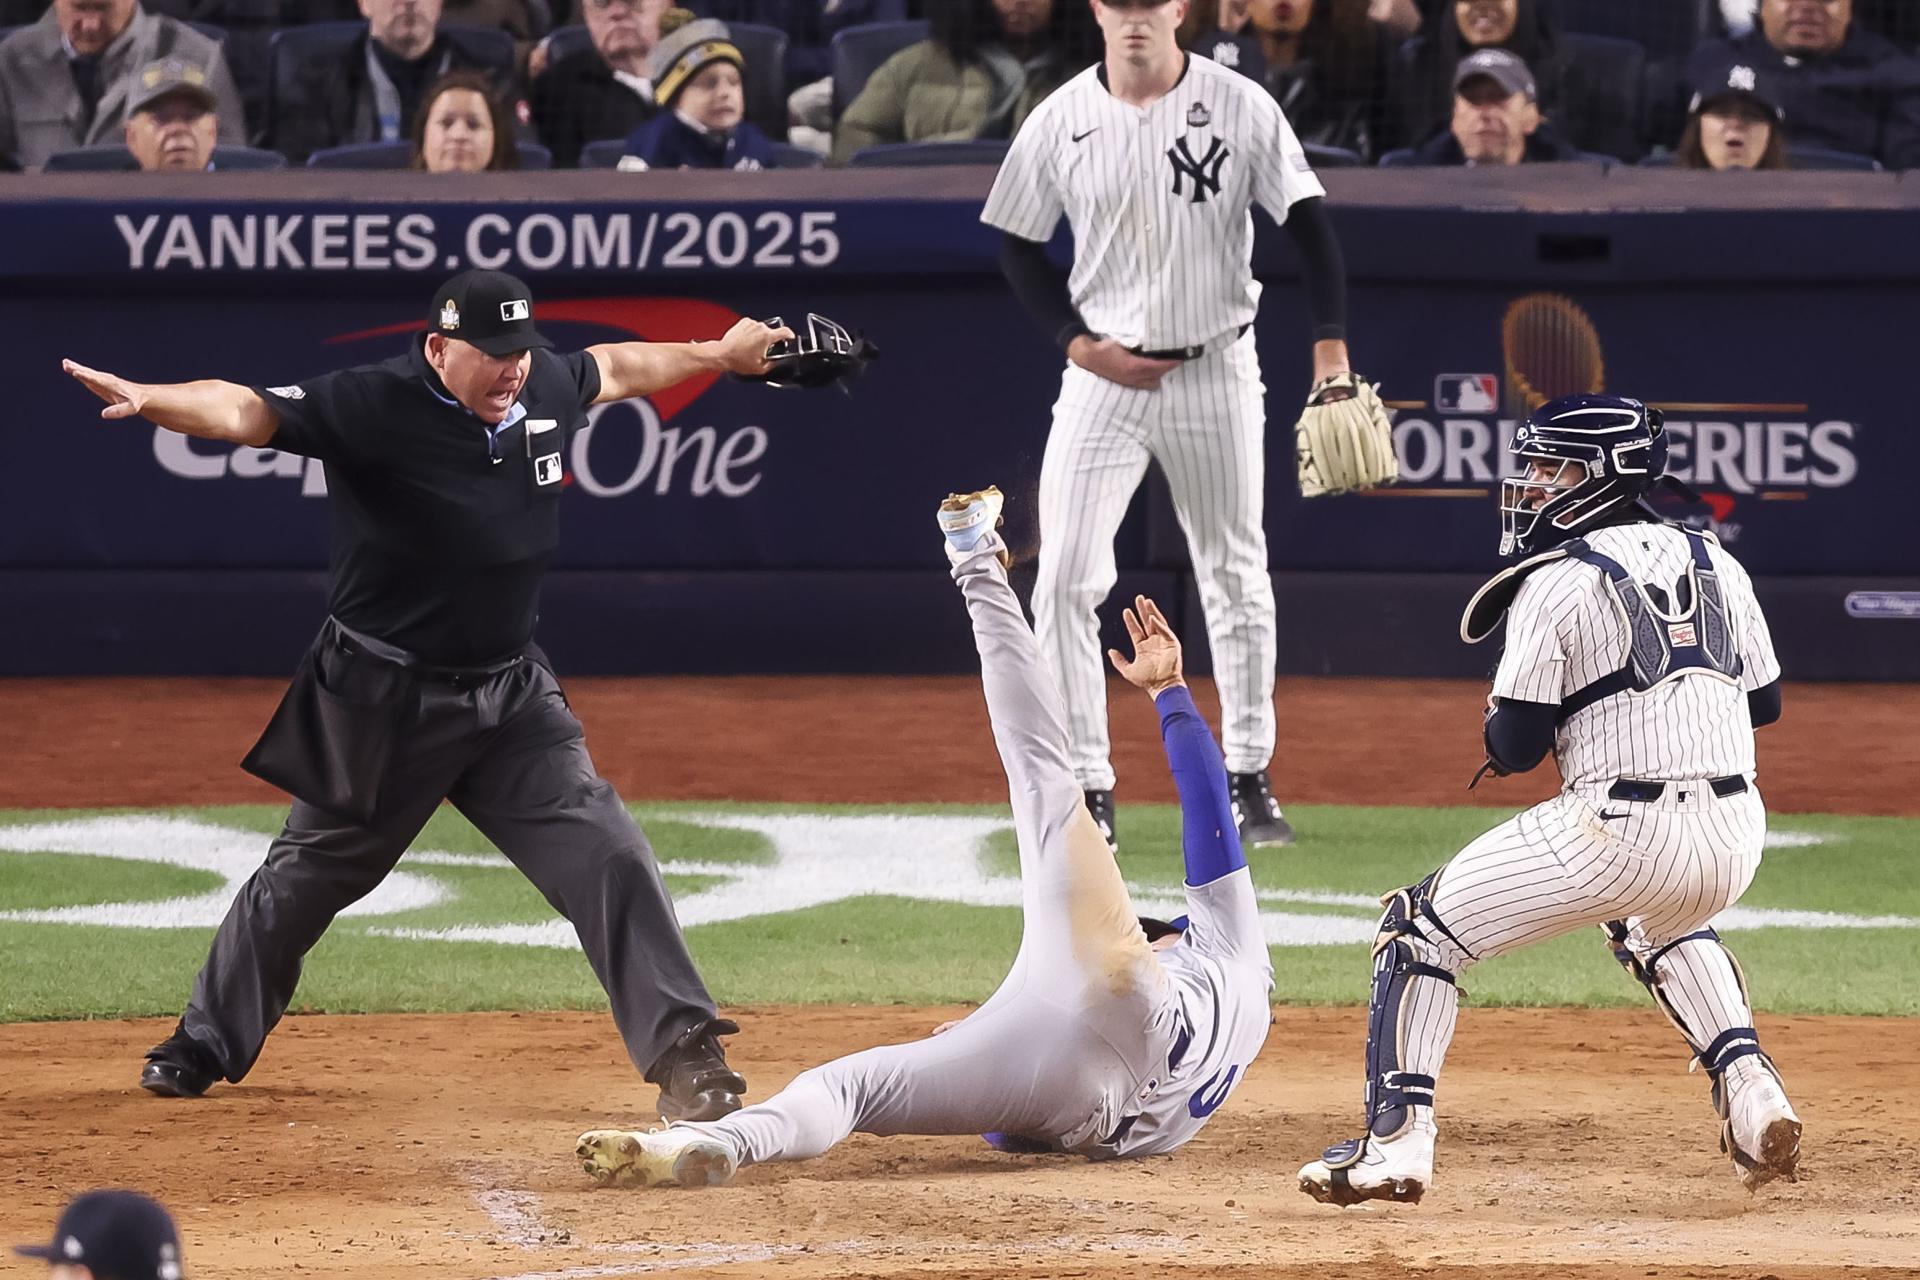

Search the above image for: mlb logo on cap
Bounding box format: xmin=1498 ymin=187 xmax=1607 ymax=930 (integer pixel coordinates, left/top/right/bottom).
xmin=500 ymin=299 xmax=530 ymax=322
xmin=1436 ymin=374 xmax=1498 ymax=414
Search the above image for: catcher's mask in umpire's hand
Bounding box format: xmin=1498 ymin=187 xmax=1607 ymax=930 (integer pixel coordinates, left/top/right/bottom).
xmin=1499 ymin=393 xmax=1684 ymax=557
xmin=744 ymin=312 xmax=879 ymax=393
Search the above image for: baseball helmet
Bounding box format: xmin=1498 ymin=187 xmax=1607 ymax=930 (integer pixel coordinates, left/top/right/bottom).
xmin=1499 ymin=394 xmax=1668 ymax=556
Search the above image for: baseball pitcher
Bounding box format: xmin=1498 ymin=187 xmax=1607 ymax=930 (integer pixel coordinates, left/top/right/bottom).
xmin=981 ymin=0 xmax=1394 ymax=856
xmin=1298 ymin=394 xmax=1800 ymax=1206
xmin=574 ymin=487 xmax=1274 ymax=1188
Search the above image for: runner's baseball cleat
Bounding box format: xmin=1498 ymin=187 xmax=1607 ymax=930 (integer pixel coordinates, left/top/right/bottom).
xmin=577 ymin=1127 xmax=738 ymax=1189
xmin=938 ymin=487 xmax=1010 ymax=567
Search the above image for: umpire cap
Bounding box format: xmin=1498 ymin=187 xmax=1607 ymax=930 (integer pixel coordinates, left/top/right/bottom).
xmin=428 ymin=269 xmax=553 ymax=356
xmin=14 ymin=1189 xmax=185 ymax=1279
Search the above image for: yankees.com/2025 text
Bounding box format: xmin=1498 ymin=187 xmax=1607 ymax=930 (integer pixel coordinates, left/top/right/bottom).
xmin=113 ymin=210 xmax=843 ymax=272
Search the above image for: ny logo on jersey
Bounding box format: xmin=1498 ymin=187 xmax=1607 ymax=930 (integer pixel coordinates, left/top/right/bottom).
xmin=1187 ymin=1064 xmax=1241 ymax=1118
xmin=1167 ymin=136 xmax=1230 ymax=204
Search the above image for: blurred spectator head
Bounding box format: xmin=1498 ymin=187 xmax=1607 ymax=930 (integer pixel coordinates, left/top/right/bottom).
xmin=1760 ymin=0 xmax=1850 ymax=56
xmin=1681 ymin=59 xmax=1787 ymax=169
xmin=1247 ymin=0 xmax=1310 ymax=41
xmin=13 ymin=1189 xmax=184 ymax=1280
xmin=1454 ymin=0 xmax=1518 ymax=47
xmin=940 ymin=0 xmax=1097 ymax=63
xmin=995 ymin=0 xmax=1054 ymax=44
xmin=1451 ymin=47 xmax=1540 ymax=164
xmin=648 ymin=10 xmax=744 ymax=130
xmin=56 ymin=0 xmax=138 ymax=58
xmin=359 ymin=0 xmax=444 ymax=61
xmin=411 ymin=70 xmax=518 ymax=170
xmin=123 ymin=57 xmax=219 ymax=171
xmin=585 ymin=0 xmax=668 ymax=73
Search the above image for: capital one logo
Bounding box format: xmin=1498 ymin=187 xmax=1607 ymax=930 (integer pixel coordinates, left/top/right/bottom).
xmin=1168 ymin=137 xmax=1229 ymax=204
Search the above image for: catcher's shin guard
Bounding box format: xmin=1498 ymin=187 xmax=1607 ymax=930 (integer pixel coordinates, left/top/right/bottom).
xmin=1601 ymin=922 xmax=1801 ymax=1187
xmin=1360 ymin=874 xmax=1467 ymax=1140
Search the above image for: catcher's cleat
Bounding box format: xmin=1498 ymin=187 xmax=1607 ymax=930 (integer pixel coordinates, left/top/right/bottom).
xmin=1298 ymin=1126 xmax=1435 ymax=1207
xmin=139 ymin=1029 xmax=220 ymax=1098
xmin=577 ymin=1127 xmax=738 ymax=1189
xmin=1083 ymin=789 xmax=1118 ymax=854
xmin=937 ymin=487 xmax=1010 ymax=567
xmin=1229 ymin=770 xmax=1295 ymax=848
xmin=1722 ymin=1061 xmax=1802 ymax=1191
xmin=647 ymin=1017 xmax=746 ymax=1123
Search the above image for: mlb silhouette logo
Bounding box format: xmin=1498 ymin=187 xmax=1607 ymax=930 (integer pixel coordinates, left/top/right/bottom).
xmin=1435 ymin=374 xmax=1498 ymax=413
xmin=501 ymin=299 xmax=530 ymax=322
xmin=534 ymin=452 xmax=563 ymax=485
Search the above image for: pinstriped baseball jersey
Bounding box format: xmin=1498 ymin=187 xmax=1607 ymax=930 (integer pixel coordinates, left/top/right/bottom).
xmin=1494 ymin=523 xmax=1780 ymax=786
xmin=980 ymin=55 xmax=1325 ymax=349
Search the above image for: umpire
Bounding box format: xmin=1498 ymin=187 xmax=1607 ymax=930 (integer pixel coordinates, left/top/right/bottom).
xmin=62 ymin=270 xmax=794 ymax=1122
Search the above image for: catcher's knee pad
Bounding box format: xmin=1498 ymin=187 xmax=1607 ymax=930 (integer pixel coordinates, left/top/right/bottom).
xmin=1361 ymin=874 xmax=1467 ymax=1140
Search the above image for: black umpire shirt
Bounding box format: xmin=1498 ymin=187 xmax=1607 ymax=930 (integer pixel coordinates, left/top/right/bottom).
xmin=255 ymin=339 xmax=602 ymax=666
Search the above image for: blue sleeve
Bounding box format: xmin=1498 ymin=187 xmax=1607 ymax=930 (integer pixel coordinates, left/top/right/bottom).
xmin=1155 ymin=685 xmax=1247 ymax=887
xmin=1483 ymin=697 xmax=1557 ymax=774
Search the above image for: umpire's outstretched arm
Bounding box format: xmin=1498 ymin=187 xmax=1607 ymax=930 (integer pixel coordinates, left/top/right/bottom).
xmin=62 ymin=359 xmax=279 ymax=446
xmin=585 ymin=318 xmax=793 ymax=403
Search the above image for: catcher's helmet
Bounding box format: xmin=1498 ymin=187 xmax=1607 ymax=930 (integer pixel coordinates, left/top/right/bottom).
xmin=1500 ymin=394 xmax=1668 ymax=556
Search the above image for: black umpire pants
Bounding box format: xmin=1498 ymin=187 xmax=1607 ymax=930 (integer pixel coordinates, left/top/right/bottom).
xmin=179 ymin=620 xmax=715 ymax=1083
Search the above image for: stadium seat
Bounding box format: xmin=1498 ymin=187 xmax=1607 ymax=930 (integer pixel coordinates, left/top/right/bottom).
xmin=541 ymin=21 xmax=593 ymax=66
xmin=267 ymin=22 xmax=514 ymax=155
xmin=1376 ymin=147 xmax=1421 ymax=168
xmin=1558 ymin=32 xmax=1648 ymax=161
xmin=1557 ymin=0 xmax=1708 ymax=60
xmin=44 ymin=144 xmax=288 ymax=171
xmin=577 ymin=137 xmax=627 ymax=169
xmin=847 ymin=139 xmax=1010 ymax=167
xmin=1302 ymin=142 xmax=1364 ymax=168
xmin=576 ymin=137 xmax=822 ymax=168
xmin=518 ymin=141 xmax=552 ymax=169
xmin=305 ymin=139 xmax=412 ymax=168
xmin=1785 ymin=145 xmax=1883 ymax=171
xmin=830 ymin=19 xmax=928 ymax=118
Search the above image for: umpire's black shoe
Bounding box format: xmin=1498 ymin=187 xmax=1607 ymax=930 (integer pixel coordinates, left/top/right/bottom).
xmin=647 ymin=1016 xmax=746 ymax=1123
xmin=1229 ymin=770 xmax=1296 ymax=848
xmin=140 ymin=1029 xmax=221 ymax=1098
xmin=1083 ymin=789 xmax=1118 ymax=854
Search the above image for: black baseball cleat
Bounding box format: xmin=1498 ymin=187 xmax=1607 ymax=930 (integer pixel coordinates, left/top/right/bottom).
xmin=140 ymin=1029 xmax=221 ymax=1098
xmin=1229 ymin=771 xmax=1296 ymax=848
xmin=1083 ymin=789 xmax=1118 ymax=854
xmin=647 ymin=1017 xmax=747 ymax=1123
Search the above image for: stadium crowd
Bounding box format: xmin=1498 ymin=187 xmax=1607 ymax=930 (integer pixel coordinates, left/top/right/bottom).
xmin=1 ymin=0 xmax=1917 ymax=172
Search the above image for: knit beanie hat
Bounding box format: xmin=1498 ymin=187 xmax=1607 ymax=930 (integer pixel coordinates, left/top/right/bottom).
xmin=647 ymin=8 xmax=744 ymax=109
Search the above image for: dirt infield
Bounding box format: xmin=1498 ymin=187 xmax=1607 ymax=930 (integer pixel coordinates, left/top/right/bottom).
xmin=1 ymin=1007 xmax=1915 ymax=1280
xmin=4 ymin=675 xmax=1918 ymax=814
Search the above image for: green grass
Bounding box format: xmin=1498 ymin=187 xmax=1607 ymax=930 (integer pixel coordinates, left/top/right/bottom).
xmin=0 ymin=802 xmax=1914 ymax=1021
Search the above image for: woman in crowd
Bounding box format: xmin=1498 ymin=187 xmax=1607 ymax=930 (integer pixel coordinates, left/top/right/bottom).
xmin=410 ymin=70 xmax=521 ymax=171
xmin=1243 ymin=0 xmax=1399 ymax=159
xmin=619 ymin=9 xmax=777 ymax=169
xmin=1675 ymin=64 xmax=1788 ymax=170
xmin=831 ymin=0 xmax=1100 ymax=165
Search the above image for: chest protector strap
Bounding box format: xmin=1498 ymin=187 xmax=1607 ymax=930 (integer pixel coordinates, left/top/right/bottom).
xmin=1556 ymin=527 xmax=1743 ymax=726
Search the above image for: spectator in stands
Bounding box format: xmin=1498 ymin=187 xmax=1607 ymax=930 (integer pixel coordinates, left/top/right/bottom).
xmin=411 ymin=67 xmax=520 ymax=168
xmin=1241 ymin=0 xmax=1398 ymax=160
xmin=529 ymin=0 xmax=666 ymax=167
xmin=1408 ymin=46 xmax=1575 ymax=164
xmin=1400 ymin=0 xmax=1563 ymax=151
xmin=0 ymin=0 xmax=243 ymax=170
xmin=830 ymin=0 xmax=1099 ymax=166
xmin=271 ymin=0 xmax=508 ymax=163
xmin=619 ymin=8 xmax=773 ymax=167
xmin=1691 ymin=0 xmax=1920 ymax=168
xmin=1182 ymin=0 xmax=1261 ymax=75
xmin=1677 ymin=56 xmax=1788 ymax=170
xmin=123 ymin=54 xmax=219 ymax=169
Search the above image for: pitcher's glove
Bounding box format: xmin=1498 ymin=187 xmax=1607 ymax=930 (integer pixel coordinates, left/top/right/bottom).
xmin=736 ymin=312 xmax=878 ymax=393
xmin=1295 ymin=371 xmax=1397 ymax=497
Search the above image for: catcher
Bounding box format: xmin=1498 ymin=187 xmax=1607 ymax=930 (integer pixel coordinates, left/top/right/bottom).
xmin=574 ymin=488 xmax=1274 ymax=1188
xmin=61 ymin=271 xmax=870 ymax=1118
xmin=982 ymin=0 xmax=1394 ymax=857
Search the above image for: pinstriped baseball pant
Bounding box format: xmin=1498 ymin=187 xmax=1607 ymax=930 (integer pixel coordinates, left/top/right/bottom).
xmin=1389 ymin=783 xmax=1770 ymax=1118
xmin=1033 ymin=331 xmax=1273 ymax=790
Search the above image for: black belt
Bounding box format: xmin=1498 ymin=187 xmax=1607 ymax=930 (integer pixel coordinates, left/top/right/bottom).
xmin=1130 ymin=324 xmax=1249 ymax=361
xmin=1607 ymin=776 xmax=1748 ymax=803
xmin=329 ymin=618 xmax=524 ymax=690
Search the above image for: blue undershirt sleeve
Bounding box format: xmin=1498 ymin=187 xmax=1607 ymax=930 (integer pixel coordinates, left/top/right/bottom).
xmin=1155 ymin=684 xmax=1247 ymax=887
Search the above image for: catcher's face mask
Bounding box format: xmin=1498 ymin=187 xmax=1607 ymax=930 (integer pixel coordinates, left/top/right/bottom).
xmin=754 ymin=312 xmax=875 ymax=391
xmin=1499 ymin=395 xmax=1667 ymax=556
